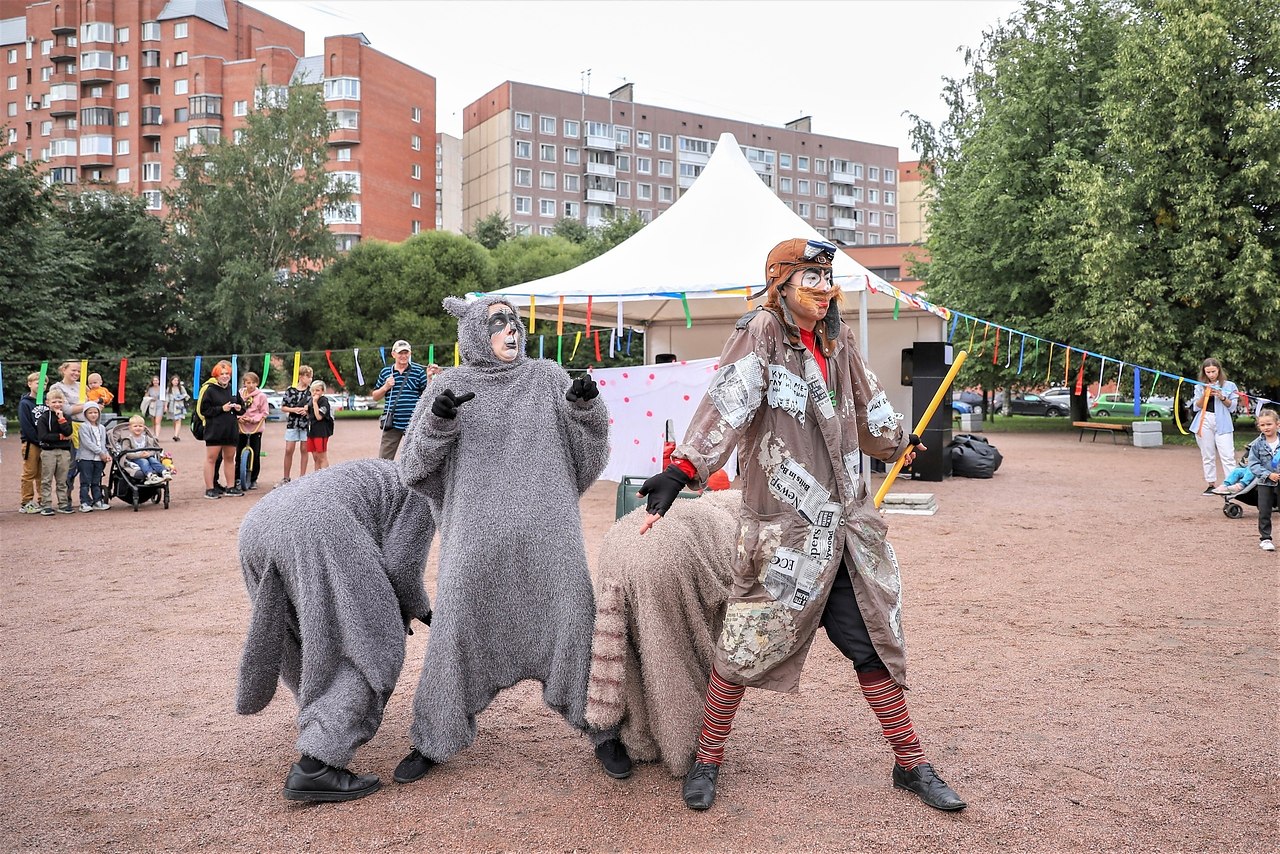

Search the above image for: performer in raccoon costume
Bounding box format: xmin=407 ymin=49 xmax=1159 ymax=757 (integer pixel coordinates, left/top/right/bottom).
xmin=393 ymin=295 xmax=631 ymax=783
xmin=235 ymin=458 xmax=435 ymax=802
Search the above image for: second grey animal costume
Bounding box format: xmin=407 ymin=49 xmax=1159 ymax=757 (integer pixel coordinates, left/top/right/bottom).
xmin=236 ymin=458 xmax=435 ymax=767
xmin=398 ymin=295 xmax=611 ymax=761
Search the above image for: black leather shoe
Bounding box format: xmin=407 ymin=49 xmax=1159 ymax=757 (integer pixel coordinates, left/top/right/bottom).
xmin=594 ymin=737 xmax=633 ymax=779
xmin=393 ymin=748 xmax=436 ymax=784
xmin=682 ymin=761 xmax=720 ymax=810
xmin=892 ymin=762 xmax=967 ymax=811
xmin=282 ymin=761 xmax=380 ymax=802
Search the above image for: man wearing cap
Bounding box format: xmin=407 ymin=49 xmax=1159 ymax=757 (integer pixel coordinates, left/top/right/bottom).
xmin=372 ymin=341 xmax=437 ymax=460
xmin=638 ymin=238 xmax=967 ymax=814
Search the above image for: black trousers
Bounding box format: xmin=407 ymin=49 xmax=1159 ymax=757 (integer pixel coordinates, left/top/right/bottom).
xmin=820 ymin=563 xmax=888 ymax=674
xmin=1258 ymin=483 xmax=1276 ymax=542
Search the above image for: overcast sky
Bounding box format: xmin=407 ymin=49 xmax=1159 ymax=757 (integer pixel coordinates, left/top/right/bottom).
xmin=247 ymin=0 xmax=1023 ymax=157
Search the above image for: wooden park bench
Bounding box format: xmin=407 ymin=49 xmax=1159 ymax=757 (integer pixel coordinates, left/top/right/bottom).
xmin=1073 ymin=421 xmax=1132 ymax=444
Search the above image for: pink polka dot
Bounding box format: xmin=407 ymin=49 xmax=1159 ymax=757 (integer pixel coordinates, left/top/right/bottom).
xmin=608 ymin=418 xmax=615 ymax=425
xmin=622 ymin=372 xmax=629 ymax=379
xmin=713 ymin=363 xmax=719 ymax=370
xmin=633 ymin=438 xmax=640 ymax=445
xmin=683 ymin=394 xmax=690 ymax=401
xmin=651 ymin=456 xmax=657 ymax=463
xmin=681 ymin=360 xmax=688 ymax=365
xmin=623 ymin=397 xmax=630 ymax=403
xmin=599 ymin=379 xmax=607 ymax=386
xmin=648 ymin=373 xmax=655 ymax=380
xmin=645 ymin=410 xmax=653 ymax=417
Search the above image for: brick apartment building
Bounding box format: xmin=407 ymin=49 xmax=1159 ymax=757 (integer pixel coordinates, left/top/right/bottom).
xmin=462 ymin=80 xmax=902 ymax=245
xmin=0 ymin=0 xmax=435 ymax=247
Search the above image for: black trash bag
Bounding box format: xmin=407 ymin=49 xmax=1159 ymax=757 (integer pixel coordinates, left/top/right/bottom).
xmin=949 ymin=433 xmax=1003 ymax=479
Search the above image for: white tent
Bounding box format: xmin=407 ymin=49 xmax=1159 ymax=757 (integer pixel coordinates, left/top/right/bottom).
xmin=478 ymin=132 xmax=945 ymax=416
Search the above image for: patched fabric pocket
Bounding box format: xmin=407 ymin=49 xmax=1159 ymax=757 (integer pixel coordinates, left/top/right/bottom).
xmin=719 ymin=599 xmax=799 ymax=678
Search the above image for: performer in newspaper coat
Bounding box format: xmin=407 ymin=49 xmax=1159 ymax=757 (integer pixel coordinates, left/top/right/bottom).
xmin=393 ymin=294 xmax=631 ymax=784
xmin=639 ymin=238 xmax=967 ymax=813
xmin=236 ymin=458 xmax=435 ymax=802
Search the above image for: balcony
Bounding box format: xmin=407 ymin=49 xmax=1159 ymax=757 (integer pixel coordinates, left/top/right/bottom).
xmin=830 ymin=227 xmax=857 ymax=244
xmin=80 ymin=149 xmax=114 ymax=168
xmin=585 ymin=133 xmax=616 ymax=151
xmin=80 ymin=65 xmax=114 ymax=84
xmin=678 ymin=173 xmax=697 ymax=189
xmin=140 ymin=52 xmax=161 ymax=80
xmin=832 ymin=216 xmax=858 ymax=229
xmin=50 ymin=43 xmax=77 ymax=63
xmin=49 ymin=68 xmax=77 ymax=86
xmin=51 ymin=21 xmax=77 ymax=34
xmin=328 ymin=127 xmax=359 ymax=146
xmin=49 ymin=100 xmax=78 ymax=117
xmin=585 ymin=160 xmax=616 ymax=178
xmin=585 ymin=187 xmax=617 ymax=205
xmin=832 ymin=191 xmax=857 ymax=206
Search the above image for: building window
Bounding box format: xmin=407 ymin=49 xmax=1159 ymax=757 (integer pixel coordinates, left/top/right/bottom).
xmin=563 ymin=147 xmax=580 ymax=165
xmin=174 ymin=22 xmax=188 ymax=39
xmin=853 ymin=163 xmax=864 ymax=179
xmin=658 ymin=159 xmax=672 ymax=177
xmin=563 ymin=118 xmax=579 ymax=138
xmin=174 ymin=107 xmax=188 ymax=123
xmin=868 ymin=166 xmax=880 ymax=181
xmin=323 ymin=77 xmax=360 ymax=101
xmin=539 ymin=143 xmax=555 ymax=162
xmin=172 ymin=51 xmax=188 ymax=67
xmin=514 ymin=196 xmax=532 ymax=215
xmin=658 ymin=134 xmax=672 ymax=152
xmin=852 ymin=187 xmax=864 ymax=201
xmin=816 ymin=204 xmax=827 ymax=220
xmin=412 ymin=220 xmax=422 ymax=234
xmin=885 ymin=233 xmax=895 ymax=243
xmin=188 ymin=126 xmax=219 ymax=144
xmin=115 ymin=139 xmax=128 ymax=155
xmin=636 ymin=157 xmax=651 ymax=174
xmin=615 ymin=127 xmax=631 ymax=146
xmin=411 ymin=163 xmax=421 ymax=180
xmin=539 ymin=115 xmax=556 ymax=135
xmin=411 ymin=134 xmax=421 ymax=151
xmin=884 ymin=169 xmax=896 ymax=184
xmin=233 ymin=99 xmax=247 ymax=116
xmin=174 ymin=79 xmax=188 ymax=95
xmin=797 ymin=156 xmax=809 ymax=171
xmin=82 ymin=22 xmax=115 ymax=42
xmin=816 ymin=182 xmax=826 ymax=196
xmin=41 ymin=40 xmax=52 ymax=56
xmin=116 ymin=167 xmax=130 ymax=183
xmin=514 ymin=223 xmax=531 ymax=236
xmin=638 ymin=183 xmax=652 ymax=201
xmin=41 ymin=120 xmax=52 ymax=136
xmin=869 ymin=189 xmax=879 ymax=204
xmin=659 ymin=186 xmax=673 ymax=203
xmin=42 ymin=67 xmax=53 ymax=82
xmin=563 ymin=201 xmax=580 ymax=218
xmin=780 ymin=177 xmax=792 ymax=193
xmin=515 ymin=140 xmax=531 ymax=159
xmin=142 ymin=21 xmax=160 ymax=40
xmin=6 ymin=102 xmax=16 ymax=117
xmin=330 ymin=109 xmax=359 ymax=129
xmin=868 ymin=233 xmax=881 ymax=245
xmin=815 ymin=159 xmax=826 ymax=174
xmin=563 ymin=173 xmax=580 ymax=192
xmin=798 ymin=179 xmax=810 ymax=195
xmin=539 ymin=171 xmax=556 ymax=190
xmin=411 ymin=191 xmax=421 ymax=208
xmin=336 ymin=147 xmax=351 ymax=161
xmin=143 ymin=190 xmax=163 ymax=209
xmin=779 ymin=153 xmax=792 ymax=169
xmin=116 ymin=111 xmax=129 ymax=127
xmin=616 ymin=154 xmax=630 ymax=172
xmin=616 ymin=180 xmax=630 ymax=199
xmin=6 ymin=75 xmax=15 ymax=90
xmin=117 ymin=27 xmax=130 ymax=43
xmin=324 ymin=202 xmax=361 ymax=224
xmin=539 ymin=199 xmax=555 ymax=217
xmin=515 ymin=167 xmax=532 ymax=187
xmin=884 ymin=191 xmax=895 ymax=205
xmin=6 ymin=48 xmax=16 ymax=63
xmin=798 ymin=203 xmax=810 ymax=217
xmin=636 ymin=131 xmax=651 ymax=148
xmin=116 ymin=83 xmax=130 ymax=99
xmin=411 ymin=106 xmax=421 ymax=122
xmin=869 ymin=211 xmax=881 ymax=226
xmin=515 ymin=112 xmax=532 ymax=131
xmin=81 ymin=51 xmax=113 ymax=70
xmin=885 ymin=213 xmax=896 ymax=227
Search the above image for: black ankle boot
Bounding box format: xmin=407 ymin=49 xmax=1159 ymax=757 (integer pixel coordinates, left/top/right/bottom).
xmin=682 ymin=761 xmax=720 ymax=810
xmin=594 ymin=737 xmax=633 ymax=779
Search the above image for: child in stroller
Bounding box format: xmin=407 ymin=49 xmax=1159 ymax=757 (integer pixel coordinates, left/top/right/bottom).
xmin=107 ymin=416 xmax=174 ymax=511
xmin=1222 ymin=409 xmax=1280 ymax=531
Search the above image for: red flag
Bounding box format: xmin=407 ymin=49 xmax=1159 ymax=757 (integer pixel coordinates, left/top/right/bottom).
xmin=586 ymin=295 xmax=593 ymax=332
xmin=992 ymin=328 xmax=1000 ymax=365
xmin=1073 ymin=354 xmax=1086 ymax=394
xmin=593 ymin=330 xmax=601 ymax=362
xmin=325 ymin=350 xmax=346 ymax=388
xmin=117 ymin=358 xmax=128 ymax=403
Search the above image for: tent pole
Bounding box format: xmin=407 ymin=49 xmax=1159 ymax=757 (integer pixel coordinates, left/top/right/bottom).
xmin=860 ymin=288 xmax=872 ymax=495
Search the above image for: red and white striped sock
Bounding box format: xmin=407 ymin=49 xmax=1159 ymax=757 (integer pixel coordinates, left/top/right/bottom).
xmin=693 ymin=668 xmax=746 ymax=766
xmin=857 ymin=668 xmax=927 ymax=770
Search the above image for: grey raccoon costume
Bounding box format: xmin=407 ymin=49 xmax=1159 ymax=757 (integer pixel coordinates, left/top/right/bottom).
xmin=236 ymin=458 xmax=435 ymax=768
xmin=397 ymin=295 xmax=613 ymax=762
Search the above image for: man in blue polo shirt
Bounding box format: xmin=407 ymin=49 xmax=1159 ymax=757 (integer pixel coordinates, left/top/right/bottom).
xmin=372 ymin=340 xmax=436 ymax=460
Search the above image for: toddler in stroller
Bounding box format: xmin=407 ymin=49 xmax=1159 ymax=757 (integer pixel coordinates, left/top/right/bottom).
xmin=107 ymin=416 xmax=174 ymax=511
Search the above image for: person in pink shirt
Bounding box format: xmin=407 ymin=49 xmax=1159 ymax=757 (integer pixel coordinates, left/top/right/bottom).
xmin=235 ymin=372 xmax=270 ymax=491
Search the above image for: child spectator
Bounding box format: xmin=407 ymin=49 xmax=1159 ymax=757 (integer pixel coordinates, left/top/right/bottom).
xmin=1246 ymin=408 xmax=1280 ymax=551
xmin=75 ymin=402 xmax=112 ymax=511
xmin=236 ymin=372 xmax=269 ymax=491
xmin=1212 ymin=460 xmax=1256 ymax=495
xmin=18 ymin=371 xmax=43 ymax=513
xmin=36 ymin=388 xmax=74 ymax=515
xmin=166 ymin=375 xmax=190 ymax=441
xmin=277 ymin=365 xmax=313 ymax=486
xmin=307 ymin=379 xmax=334 ymax=472
xmin=124 ymin=415 xmax=171 ymax=485
xmin=84 ymin=372 xmax=115 ymax=410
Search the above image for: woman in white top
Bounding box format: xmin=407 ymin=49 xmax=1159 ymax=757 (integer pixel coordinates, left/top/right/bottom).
xmin=165 ymin=375 xmax=190 ymax=441
xmin=144 ymin=375 xmax=164 ymax=437
xmin=1191 ymin=358 xmax=1240 ymax=495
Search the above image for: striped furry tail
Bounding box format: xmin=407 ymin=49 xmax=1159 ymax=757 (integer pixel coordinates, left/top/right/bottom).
xmin=235 ymin=569 xmax=288 ymax=715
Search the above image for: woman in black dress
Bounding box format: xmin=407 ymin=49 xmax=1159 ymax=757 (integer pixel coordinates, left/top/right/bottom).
xmin=199 ymin=360 xmax=244 ymax=499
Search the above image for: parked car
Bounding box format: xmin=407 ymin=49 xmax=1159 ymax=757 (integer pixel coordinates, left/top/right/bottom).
xmin=997 ymin=392 xmax=1068 ymax=417
xmin=1090 ymin=393 xmax=1173 ymax=418
xmin=951 ymin=400 xmax=975 ymax=415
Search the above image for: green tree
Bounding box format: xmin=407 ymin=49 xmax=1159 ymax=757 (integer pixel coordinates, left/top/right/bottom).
xmin=552 ymin=217 xmax=592 ymax=244
xmin=469 ymin=212 xmax=513 ymax=250
xmin=490 ymin=235 xmax=584 ymax=288
xmin=583 ymin=209 xmax=646 ymax=260
xmin=165 ymin=82 xmax=345 ymax=354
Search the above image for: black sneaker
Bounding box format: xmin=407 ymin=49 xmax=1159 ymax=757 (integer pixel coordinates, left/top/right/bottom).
xmin=393 ymin=748 xmax=436 ymax=784
xmin=682 ymin=761 xmax=720 ymax=810
xmin=594 ymin=737 xmax=633 ymax=779
xmin=282 ymin=760 xmax=380 ymax=803
xmin=224 ymin=486 xmax=245 ymax=497
xmin=40 ymin=507 xmax=56 ymax=516
xmin=56 ymin=505 xmax=75 ymax=514
xmin=1202 ymin=485 xmax=1217 ymax=495
xmin=204 ymin=489 xmax=221 ymax=500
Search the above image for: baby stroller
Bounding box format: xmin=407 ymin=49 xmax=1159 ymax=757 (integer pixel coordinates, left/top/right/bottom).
xmin=1221 ymin=454 xmax=1258 ymax=519
xmin=106 ymin=421 xmax=172 ymax=512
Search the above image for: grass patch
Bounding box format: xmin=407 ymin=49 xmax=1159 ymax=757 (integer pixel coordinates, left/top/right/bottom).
xmin=335 ymin=409 xmax=383 ymax=420
xmin=962 ymin=414 xmax=1200 ymax=446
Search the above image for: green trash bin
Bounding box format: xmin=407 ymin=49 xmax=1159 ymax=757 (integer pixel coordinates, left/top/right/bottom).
xmin=615 ymin=475 xmax=700 ymax=519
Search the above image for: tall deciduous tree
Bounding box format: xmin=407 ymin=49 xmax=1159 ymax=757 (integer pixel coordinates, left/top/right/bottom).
xmin=469 ymin=212 xmax=513 ymax=250
xmin=166 ymin=82 xmax=346 ymax=354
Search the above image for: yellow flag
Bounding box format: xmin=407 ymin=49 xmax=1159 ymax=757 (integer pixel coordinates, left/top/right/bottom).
xmin=528 ymin=296 xmax=536 ymax=334
xmin=291 ymin=351 xmax=301 ymax=387
xmin=78 ymin=359 xmax=88 ymax=402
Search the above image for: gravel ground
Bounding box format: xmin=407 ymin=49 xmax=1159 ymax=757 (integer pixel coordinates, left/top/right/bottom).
xmin=1 ymin=420 xmax=1275 ymax=853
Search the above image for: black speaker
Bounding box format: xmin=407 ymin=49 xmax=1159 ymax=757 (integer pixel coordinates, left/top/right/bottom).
xmin=907 ymin=342 xmax=953 ymax=481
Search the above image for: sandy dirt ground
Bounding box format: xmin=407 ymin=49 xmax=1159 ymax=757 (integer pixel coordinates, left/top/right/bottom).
xmin=1 ymin=419 xmax=1275 ymax=853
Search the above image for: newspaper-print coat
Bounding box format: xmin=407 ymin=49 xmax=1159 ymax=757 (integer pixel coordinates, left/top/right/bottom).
xmin=674 ymin=306 xmax=911 ymax=693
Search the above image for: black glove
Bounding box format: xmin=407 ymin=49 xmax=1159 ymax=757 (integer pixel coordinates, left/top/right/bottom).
xmin=637 ymin=464 xmax=693 ymax=518
xmin=566 ymin=374 xmax=599 ymax=403
xmin=431 ymin=389 xmax=474 ymax=419
xmin=908 ymin=433 xmax=921 ymax=446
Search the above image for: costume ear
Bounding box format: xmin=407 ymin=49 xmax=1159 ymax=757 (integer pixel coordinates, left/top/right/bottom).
xmin=443 ymin=297 xmax=470 ymax=319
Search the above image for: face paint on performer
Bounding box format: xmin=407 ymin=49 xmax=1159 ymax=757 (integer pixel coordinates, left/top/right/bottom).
xmin=488 ymin=304 xmax=521 ymax=362
xmin=782 ymin=268 xmax=841 ymax=331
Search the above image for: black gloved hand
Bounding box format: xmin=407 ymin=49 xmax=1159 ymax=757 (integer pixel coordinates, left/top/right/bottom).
xmin=908 ymin=433 xmax=921 ymax=446
xmin=566 ymin=374 xmax=599 ymax=403
xmin=637 ymin=464 xmax=693 ymax=518
xmin=431 ymin=389 xmax=475 ymax=419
